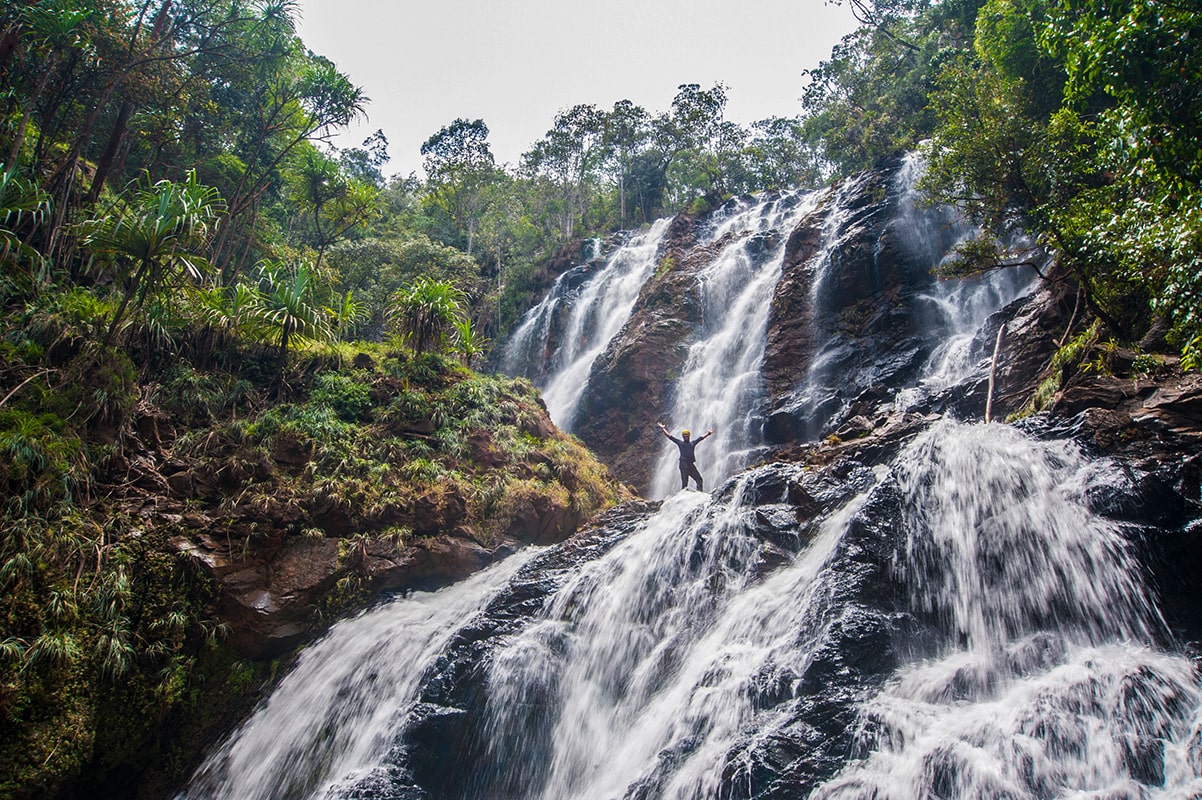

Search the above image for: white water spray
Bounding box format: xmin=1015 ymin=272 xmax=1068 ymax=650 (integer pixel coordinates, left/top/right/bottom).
xmin=177 ymin=551 xmax=539 ymax=800
xmin=814 ymin=420 xmax=1199 ymax=799
xmin=502 ymin=218 xmax=672 ymax=430
xmin=478 ymin=472 xmax=875 ymax=800
xmin=650 ymin=191 xmax=823 ymax=498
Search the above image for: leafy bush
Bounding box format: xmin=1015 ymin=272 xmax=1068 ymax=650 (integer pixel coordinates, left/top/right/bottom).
xmin=311 ymin=372 xmax=372 ymax=422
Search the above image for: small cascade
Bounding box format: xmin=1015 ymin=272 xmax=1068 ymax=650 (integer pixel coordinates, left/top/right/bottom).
xmin=177 ymin=551 xmax=539 ymax=800
xmin=649 ymin=191 xmax=823 ymax=498
xmin=788 ymin=156 xmax=1038 ymax=439
xmin=466 ymin=470 xmax=874 ymax=800
xmin=890 ymin=155 xmax=1038 ymax=410
xmin=812 ymin=421 xmax=1202 ymax=799
xmin=500 ymin=218 xmax=672 ymax=430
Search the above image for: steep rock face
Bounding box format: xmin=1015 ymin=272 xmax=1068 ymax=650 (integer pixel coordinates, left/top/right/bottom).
xmin=568 ymin=159 xmax=988 ymax=488
xmin=571 ymin=212 xmax=713 ymax=490
xmin=169 ymin=473 xmax=602 ymax=660
xmin=762 ymin=162 xmax=972 ymax=442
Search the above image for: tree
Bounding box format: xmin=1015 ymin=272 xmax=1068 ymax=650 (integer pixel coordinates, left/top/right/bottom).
xmin=801 ymin=1 xmax=982 ymax=175
xmin=389 ymin=277 xmax=465 ymax=356
xmin=210 ymin=43 xmax=367 ymax=281
xmin=745 ymin=117 xmax=823 ymax=191
xmin=1040 ymin=0 xmax=1202 ymax=363
xmin=522 ymin=104 xmax=606 ymax=238
xmin=3 ymin=0 xmax=94 ymax=169
xmin=662 ymin=83 xmax=729 ymax=205
xmin=600 ymin=100 xmax=652 ymax=227
xmin=286 ymin=144 xmax=380 ymax=269
xmin=920 ymin=0 xmax=1202 ymax=361
xmin=252 ymin=258 xmax=334 ymax=359
xmin=421 ymin=118 xmax=496 ymax=256
xmin=339 ymin=129 xmax=390 ymax=187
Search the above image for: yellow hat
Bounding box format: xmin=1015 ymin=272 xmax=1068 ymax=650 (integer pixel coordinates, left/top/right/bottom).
xmin=681 ymin=429 xmax=690 ymax=436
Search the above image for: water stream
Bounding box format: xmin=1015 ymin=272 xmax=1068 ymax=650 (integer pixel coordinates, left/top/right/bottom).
xmin=180 ymin=421 xmax=1202 ymax=799
xmin=178 ymin=161 xmax=1200 ymax=799
xmin=501 ymin=218 xmax=672 ymax=430
xmin=647 ymin=191 xmax=822 ymax=497
xmin=179 ymin=551 xmax=540 ymax=800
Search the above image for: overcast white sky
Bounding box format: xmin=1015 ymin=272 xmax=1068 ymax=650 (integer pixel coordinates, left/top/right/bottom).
xmin=294 ymin=0 xmax=860 ymax=179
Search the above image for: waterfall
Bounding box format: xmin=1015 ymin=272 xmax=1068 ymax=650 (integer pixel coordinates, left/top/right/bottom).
xmin=649 ymin=191 xmax=823 ymax=498
xmin=501 ymin=218 xmax=672 ymax=430
xmin=180 ymin=421 xmax=1202 ymax=800
xmin=507 ymin=156 xmax=1038 ymax=499
xmin=177 ymin=550 xmax=539 ymax=800
xmin=812 ymin=421 xmax=1200 ymax=799
xmin=473 ymin=477 xmax=873 ymax=800
xmin=179 ymin=159 xmax=1199 ymax=799
xmin=890 ymin=155 xmax=1038 ymax=410
xmin=791 ymin=155 xmax=1038 ymax=437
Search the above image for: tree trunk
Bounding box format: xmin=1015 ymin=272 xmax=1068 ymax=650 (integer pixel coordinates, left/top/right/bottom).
xmin=87 ymin=100 xmax=136 ymax=203
xmin=7 ymin=63 xmax=56 ymax=168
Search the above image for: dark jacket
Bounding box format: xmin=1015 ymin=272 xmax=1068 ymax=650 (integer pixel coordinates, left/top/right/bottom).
xmin=666 ymin=432 xmax=711 ymax=464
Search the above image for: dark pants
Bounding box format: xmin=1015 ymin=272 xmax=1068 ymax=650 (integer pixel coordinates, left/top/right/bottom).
xmin=679 ymin=460 xmax=704 ymax=490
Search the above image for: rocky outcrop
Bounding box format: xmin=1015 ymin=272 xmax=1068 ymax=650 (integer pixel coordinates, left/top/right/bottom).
xmin=571 ymin=211 xmax=714 ymax=489
xmin=567 ymin=159 xmax=991 ymax=488
xmin=167 ymin=475 xmax=605 ymax=659
xmin=116 ymin=365 xmax=633 ymax=661
xmin=762 ymin=161 xmax=979 ymax=442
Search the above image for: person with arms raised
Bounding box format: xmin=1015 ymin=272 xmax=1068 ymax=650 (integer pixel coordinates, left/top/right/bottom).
xmin=657 ymin=422 xmax=714 ymax=491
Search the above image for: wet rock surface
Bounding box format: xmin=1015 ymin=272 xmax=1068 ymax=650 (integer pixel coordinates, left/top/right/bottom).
xmin=342 ymin=443 xmax=948 ymax=799
xmin=571 ymin=212 xmax=712 ymax=490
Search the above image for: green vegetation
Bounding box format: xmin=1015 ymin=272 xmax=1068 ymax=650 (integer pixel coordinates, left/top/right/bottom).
xmin=0 ymin=0 xmax=1198 ymax=793
xmin=803 ymin=0 xmax=1202 ymax=370
xmin=0 ymin=313 xmax=627 ymax=796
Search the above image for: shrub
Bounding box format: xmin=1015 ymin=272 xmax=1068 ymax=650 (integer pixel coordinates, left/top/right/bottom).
xmin=310 ymin=372 xmax=372 ymax=422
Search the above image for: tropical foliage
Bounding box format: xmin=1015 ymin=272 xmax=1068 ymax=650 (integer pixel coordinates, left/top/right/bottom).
xmin=806 ymin=0 xmax=1202 ymax=367
xmin=1 ymin=0 xmax=1199 ymax=793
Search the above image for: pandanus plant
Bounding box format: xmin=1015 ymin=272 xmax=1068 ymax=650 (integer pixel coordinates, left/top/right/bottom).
xmin=253 ymin=258 xmax=334 ymax=358
xmin=0 ymin=166 xmax=52 ymax=289
xmin=388 ymin=277 xmax=465 ymax=356
xmin=79 ymin=170 xmax=224 ymax=346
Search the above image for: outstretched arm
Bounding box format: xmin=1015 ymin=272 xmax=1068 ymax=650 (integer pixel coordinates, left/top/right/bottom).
xmin=657 ymin=422 xmax=680 ymax=444
xmin=696 ymin=428 xmax=715 ymax=443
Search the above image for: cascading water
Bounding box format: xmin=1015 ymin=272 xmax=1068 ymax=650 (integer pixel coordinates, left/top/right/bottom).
xmin=788 ymin=155 xmax=1038 ymax=438
xmin=811 ymin=421 xmax=1202 ymax=799
xmin=648 ymin=191 xmax=822 ymax=498
xmin=889 ymin=155 xmax=1039 ymax=411
xmin=177 ymin=551 xmax=539 ymax=800
xmin=180 ymin=421 xmax=1202 ymax=799
xmin=500 ymin=218 xmax=672 ymax=430
xmin=178 ymin=159 xmax=1200 ymax=800
xmin=470 ymin=475 xmax=874 ymax=800
xmin=509 ymin=155 xmax=1037 ymax=498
